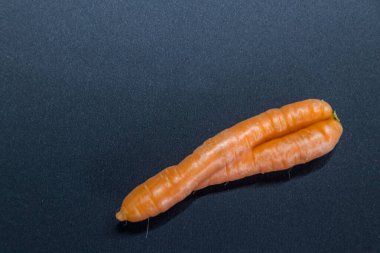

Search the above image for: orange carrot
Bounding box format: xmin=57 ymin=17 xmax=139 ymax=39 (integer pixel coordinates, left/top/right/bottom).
xmin=116 ymin=99 xmax=340 ymax=222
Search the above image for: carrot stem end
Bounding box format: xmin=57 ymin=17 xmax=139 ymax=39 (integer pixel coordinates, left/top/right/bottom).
xmin=333 ymin=110 xmax=340 ymax=122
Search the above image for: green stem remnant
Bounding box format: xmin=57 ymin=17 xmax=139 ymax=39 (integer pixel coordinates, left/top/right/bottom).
xmin=333 ymin=110 xmax=340 ymax=122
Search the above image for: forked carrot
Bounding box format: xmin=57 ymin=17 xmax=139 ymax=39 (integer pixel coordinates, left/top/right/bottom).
xmin=195 ymin=118 xmax=342 ymax=189
xmin=116 ymin=99 xmax=342 ymax=222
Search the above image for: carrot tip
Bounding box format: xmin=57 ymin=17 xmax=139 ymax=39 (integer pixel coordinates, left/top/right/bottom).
xmin=116 ymin=210 xmax=126 ymax=222
xmin=333 ymin=110 xmax=340 ymax=122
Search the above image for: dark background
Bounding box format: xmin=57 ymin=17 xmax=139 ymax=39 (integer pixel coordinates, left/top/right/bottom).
xmin=1 ymin=0 xmax=379 ymax=252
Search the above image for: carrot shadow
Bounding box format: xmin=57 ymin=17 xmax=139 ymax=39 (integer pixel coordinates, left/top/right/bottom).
xmin=195 ymin=151 xmax=334 ymax=197
xmin=116 ymin=151 xmax=333 ymax=235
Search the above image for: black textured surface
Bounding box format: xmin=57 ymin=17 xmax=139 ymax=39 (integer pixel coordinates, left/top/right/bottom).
xmin=1 ymin=1 xmax=380 ymax=252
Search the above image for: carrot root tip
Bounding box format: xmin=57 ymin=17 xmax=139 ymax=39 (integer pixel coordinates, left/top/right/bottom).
xmin=116 ymin=210 xmax=127 ymax=222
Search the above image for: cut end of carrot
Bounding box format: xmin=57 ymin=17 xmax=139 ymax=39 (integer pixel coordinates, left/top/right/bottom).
xmin=115 ymin=210 xmax=127 ymax=222
xmin=333 ymin=110 xmax=340 ymax=122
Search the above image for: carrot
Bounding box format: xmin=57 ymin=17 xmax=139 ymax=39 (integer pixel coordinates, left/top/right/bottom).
xmin=116 ymin=99 xmax=340 ymax=222
xmin=195 ymin=118 xmax=342 ymax=190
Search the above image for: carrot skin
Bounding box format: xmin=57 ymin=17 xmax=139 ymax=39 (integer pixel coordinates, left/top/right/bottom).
xmin=116 ymin=99 xmax=337 ymax=222
xmin=195 ymin=118 xmax=343 ymax=190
